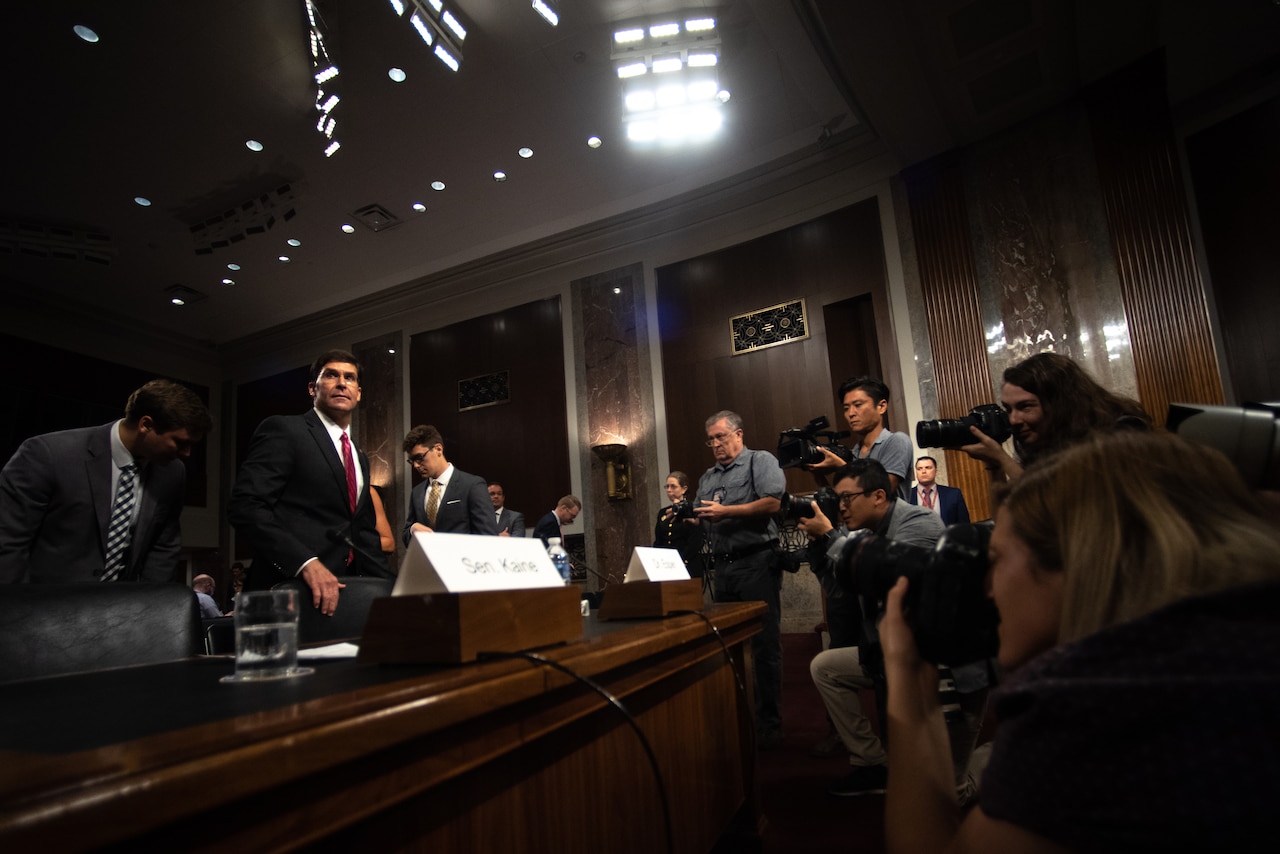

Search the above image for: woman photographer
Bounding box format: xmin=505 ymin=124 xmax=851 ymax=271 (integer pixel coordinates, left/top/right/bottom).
xmin=962 ymin=352 xmax=1149 ymax=481
xmin=882 ymin=430 xmax=1280 ymax=852
xmin=654 ymin=471 xmax=703 ymax=576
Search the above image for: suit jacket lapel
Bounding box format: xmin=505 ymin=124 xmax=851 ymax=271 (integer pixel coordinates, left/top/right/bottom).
xmin=86 ymin=425 xmax=114 ymax=555
xmin=305 ymin=410 xmax=351 ymax=512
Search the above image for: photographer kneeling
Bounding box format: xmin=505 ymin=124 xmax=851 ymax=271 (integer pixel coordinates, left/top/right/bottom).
xmin=882 ymin=431 xmax=1280 ymax=852
xmin=799 ymin=459 xmax=989 ymax=797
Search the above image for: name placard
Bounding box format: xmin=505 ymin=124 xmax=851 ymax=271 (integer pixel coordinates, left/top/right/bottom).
xmin=393 ymin=532 xmax=565 ymax=595
xmin=622 ymin=547 xmax=691 ymax=583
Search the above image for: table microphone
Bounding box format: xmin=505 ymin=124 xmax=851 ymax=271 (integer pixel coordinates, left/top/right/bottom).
xmin=326 ymin=527 xmax=389 ymax=571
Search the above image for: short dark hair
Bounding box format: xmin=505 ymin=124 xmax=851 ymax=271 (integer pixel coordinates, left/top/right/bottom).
xmin=916 ymin=455 xmax=937 ymax=466
xmin=124 ymin=379 xmax=212 ymax=434
xmin=310 ymin=349 xmax=361 ymax=384
xmin=402 ymin=424 xmax=443 ymax=454
xmin=488 ymin=481 xmax=504 ymax=490
xmin=833 ymin=458 xmax=892 ymax=498
xmin=837 ymin=376 xmax=890 ymax=406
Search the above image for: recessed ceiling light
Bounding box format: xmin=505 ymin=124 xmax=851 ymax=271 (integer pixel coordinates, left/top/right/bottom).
xmin=493 ymin=171 xmax=507 ymax=182
xmin=134 ymin=197 xmax=152 ymax=206
xmin=518 ymin=147 xmax=533 ymax=158
xmin=387 ymin=348 xmax=397 ymax=354
xmin=227 ymin=263 xmax=241 ymax=271
xmin=171 ymin=297 xmax=186 ymax=306
xmin=73 ymin=25 xmax=100 ymax=43
xmin=431 ymin=181 xmax=446 ymax=191
xmin=341 ymin=224 xmax=355 ymax=234
xmin=613 ymin=287 xmax=622 ymax=294
xmin=287 ymin=238 xmax=301 ymax=247
xmin=388 ymin=67 xmax=406 ymax=82
xmin=412 ymin=202 xmax=426 ymax=212
xmin=245 ymin=139 xmax=264 ymax=152
xmin=278 ymin=255 xmax=291 ymax=263
xmin=587 ymin=136 xmax=602 ymax=148
xmin=222 ymin=278 xmax=235 ymax=286
xmin=717 ymin=89 xmax=731 ymax=103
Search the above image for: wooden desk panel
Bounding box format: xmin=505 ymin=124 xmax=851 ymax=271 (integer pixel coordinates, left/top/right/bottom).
xmin=0 ymin=603 xmax=764 ymax=853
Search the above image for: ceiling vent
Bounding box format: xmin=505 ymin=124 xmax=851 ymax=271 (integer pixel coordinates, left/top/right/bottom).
xmin=163 ymin=283 xmax=208 ymax=304
xmin=190 ymin=183 xmax=298 ymax=255
xmin=351 ymin=203 xmax=402 ymax=233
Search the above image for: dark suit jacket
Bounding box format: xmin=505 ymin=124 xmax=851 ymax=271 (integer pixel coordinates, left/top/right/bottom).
xmin=533 ymin=511 xmax=562 ymax=546
xmin=907 ymin=483 xmax=970 ymax=527
xmin=229 ymin=410 xmax=387 ymax=590
xmin=0 ymin=423 xmax=185 ymax=583
xmin=401 ymin=466 xmax=498 ymax=546
xmin=495 ymin=507 xmax=525 ymax=537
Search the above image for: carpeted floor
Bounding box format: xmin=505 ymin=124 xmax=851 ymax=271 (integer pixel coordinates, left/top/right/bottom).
xmin=757 ymin=632 xmax=887 ymax=854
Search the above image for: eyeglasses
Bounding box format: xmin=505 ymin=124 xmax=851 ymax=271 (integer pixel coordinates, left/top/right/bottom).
xmin=408 ymin=452 xmax=428 ymax=465
xmin=837 ymin=491 xmax=868 ymax=507
xmin=705 ymin=429 xmax=741 ymax=447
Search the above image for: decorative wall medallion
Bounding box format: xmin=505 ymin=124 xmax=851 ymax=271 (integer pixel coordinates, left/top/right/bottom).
xmin=458 ymin=370 xmax=510 ymax=411
xmin=729 ymin=298 xmax=810 ymax=355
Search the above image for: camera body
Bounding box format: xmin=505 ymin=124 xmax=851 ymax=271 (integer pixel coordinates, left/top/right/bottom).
xmin=834 ymin=523 xmax=999 ymax=666
xmin=778 ymin=486 xmax=840 ymax=523
xmin=669 ymin=500 xmax=696 ymax=521
xmin=777 ymin=415 xmax=854 ymax=469
xmin=916 ymin=403 xmax=1012 ymax=449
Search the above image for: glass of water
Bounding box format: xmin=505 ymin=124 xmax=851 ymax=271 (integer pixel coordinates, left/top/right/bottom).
xmin=220 ymin=588 xmax=314 ymax=682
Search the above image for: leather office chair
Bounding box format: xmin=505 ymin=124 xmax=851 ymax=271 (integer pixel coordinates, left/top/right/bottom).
xmin=203 ymin=615 xmax=237 ymax=655
xmin=0 ymin=583 xmax=203 ymax=684
xmin=271 ymin=576 xmax=394 ymax=643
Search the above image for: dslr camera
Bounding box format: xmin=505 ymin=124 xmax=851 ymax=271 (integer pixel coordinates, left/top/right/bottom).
xmin=777 ymin=415 xmax=854 ymax=469
xmin=778 ymin=486 xmax=841 ymax=523
xmin=916 ymin=403 xmax=1012 ymax=449
xmin=834 ymin=523 xmax=999 ymax=666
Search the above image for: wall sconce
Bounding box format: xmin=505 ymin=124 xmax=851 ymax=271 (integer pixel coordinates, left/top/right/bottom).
xmin=591 ymin=442 xmax=631 ymax=500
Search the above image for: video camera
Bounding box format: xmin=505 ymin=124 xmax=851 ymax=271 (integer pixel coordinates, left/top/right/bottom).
xmin=916 ymin=403 xmax=1012 ymax=449
xmin=834 ymin=523 xmax=999 ymax=666
xmin=777 ymin=415 xmax=854 ymax=469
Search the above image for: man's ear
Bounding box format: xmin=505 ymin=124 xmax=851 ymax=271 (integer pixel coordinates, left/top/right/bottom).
xmin=137 ymin=415 xmax=155 ymax=434
xmin=308 ymin=382 xmax=318 ymax=399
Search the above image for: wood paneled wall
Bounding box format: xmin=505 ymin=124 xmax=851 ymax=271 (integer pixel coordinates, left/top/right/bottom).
xmin=1086 ymin=54 xmax=1224 ymax=421
xmin=408 ymin=298 xmax=569 ymax=533
xmin=1184 ymin=94 xmax=1280 ymax=404
xmin=656 ymin=199 xmax=891 ymax=497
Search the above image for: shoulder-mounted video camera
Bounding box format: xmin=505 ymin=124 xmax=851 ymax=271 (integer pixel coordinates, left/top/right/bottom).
xmin=778 ymin=415 xmax=854 ymax=469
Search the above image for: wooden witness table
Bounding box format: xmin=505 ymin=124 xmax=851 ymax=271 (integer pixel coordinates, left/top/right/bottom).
xmin=0 ymin=602 xmax=765 ymax=853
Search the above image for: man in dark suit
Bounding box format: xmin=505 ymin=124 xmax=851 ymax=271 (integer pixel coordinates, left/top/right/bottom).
xmin=402 ymin=424 xmax=498 ymax=544
xmin=0 ymin=379 xmax=211 ymax=583
xmin=907 ymin=456 xmax=970 ymax=526
xmin=488 ymin=481 xmax=525 ymax=537
xmin=229 ymin=350 xmax=387 ymax=617
xmin=533 ymin=495 xmax=582 ymax=546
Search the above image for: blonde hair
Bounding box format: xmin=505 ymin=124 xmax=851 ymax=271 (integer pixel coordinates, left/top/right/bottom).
xmin=1000 ymin=431 xmax=1280 ymax=643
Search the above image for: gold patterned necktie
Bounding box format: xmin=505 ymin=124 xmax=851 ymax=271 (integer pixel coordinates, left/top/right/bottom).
xmin=425 ymin=480 xmax=441 ymax=527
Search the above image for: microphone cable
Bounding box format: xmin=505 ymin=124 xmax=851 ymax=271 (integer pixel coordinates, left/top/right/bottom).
xmin=475 ymin=649 xmax=674 ymax=854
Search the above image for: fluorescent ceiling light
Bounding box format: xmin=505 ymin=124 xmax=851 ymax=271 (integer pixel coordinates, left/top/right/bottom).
xmin=427 ymin=0 xmax=443 ymax=12
xmin=411 ymin=13 xmax=434 ymax=45
xmin=442 ymin=11 xmax=466 ymax=41
xmin=314 ymin=65 xmax=339 ymax=83
xmin=614 ymin=28 xmax=644 ymax=44
xmin=656 ymin=84 xmax=686 ymax=108
xmin=324 ymin=141 xmax=340 ymax=157
xmin=320 ymin=94 xmax=339 ymax=113
xmin=626 ymin=120 xmax=658 ymax=143
xmin=650 ymin=23 xmax=680 ymax=38
xmin=434 ymin=44 xmax=459 ymax=71
xmin=651 ymin=56 xmax=682 ymax=74
xmin=625 ymin=91 xmax=655 ymax=112
xmin=687 ymin=52 xmax=717 ymax=67
xmin=389 ymin=0 xmax=406 ymax=15
xmin=687 ymin=79 xmax=718 ymax=101
xmin=532 ymin=0 xmax=559 ymax=27
xmin=685 ymin=18 xmax=715 ymax=32
xmin=616 ymin=62 xmax=647 ymax=79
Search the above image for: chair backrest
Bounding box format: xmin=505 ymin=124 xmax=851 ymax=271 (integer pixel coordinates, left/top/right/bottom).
xmin=271 ymin=576 xmax=395 ymax=643
xmin=0 ymin=583 xmax=203 ymax=684
xmin=203 ymin=615 xmax=237 ymax=655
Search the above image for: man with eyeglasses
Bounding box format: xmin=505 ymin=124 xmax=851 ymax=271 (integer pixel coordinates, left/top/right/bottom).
xmin=229 ymin=349 xmax=388 ymax=617
xmin=694 ymin=409 xmax=787 ymax=749
xmin=402 ymin=424 xmax=498 ymax=543
xmin=798 ymin=459 xmax=988 ymax=798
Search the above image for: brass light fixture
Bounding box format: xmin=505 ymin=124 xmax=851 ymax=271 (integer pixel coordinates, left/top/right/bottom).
xmin=591 ymin=442 xmax=631 ymax=500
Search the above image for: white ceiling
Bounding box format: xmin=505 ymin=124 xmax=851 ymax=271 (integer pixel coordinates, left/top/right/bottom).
xmin=3 ymin=0 xmax=1277 ymax=347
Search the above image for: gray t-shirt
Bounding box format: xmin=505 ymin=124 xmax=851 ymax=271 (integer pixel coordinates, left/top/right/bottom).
xmin=854 ymin=429 xmax=913 ymax=502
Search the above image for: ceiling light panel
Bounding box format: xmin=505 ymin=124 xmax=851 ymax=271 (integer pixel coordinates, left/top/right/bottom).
xmin=395 ymin=0 xmax=468 ymax=71
xmin=611 ymin=16 xmax=725 ymax=147
xmin=305 ymin=0 xmax=342 ymax=157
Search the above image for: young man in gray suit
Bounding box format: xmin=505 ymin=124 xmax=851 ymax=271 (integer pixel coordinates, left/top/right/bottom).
xmin=402 ymin=424 xmax=499 ymax=544
xmin=0 ymin=379 xmax=211 ymax=583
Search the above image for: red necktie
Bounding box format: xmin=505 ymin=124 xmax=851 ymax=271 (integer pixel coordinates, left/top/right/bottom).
xmin=922 ymin=487 xmax=934 ymax=510
xmin=341 ymin=432 xmax=357 ymax=565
